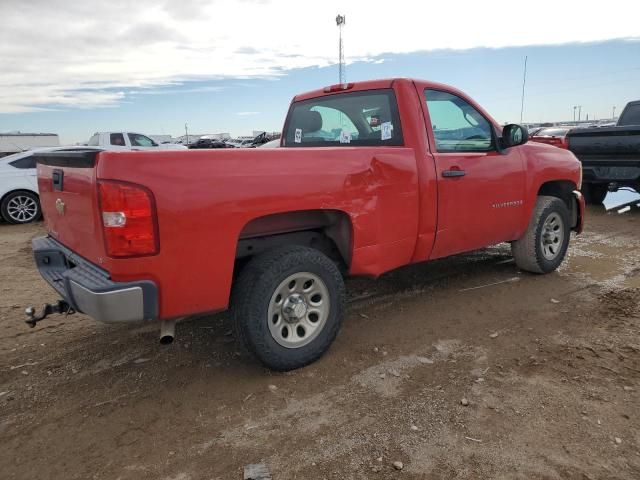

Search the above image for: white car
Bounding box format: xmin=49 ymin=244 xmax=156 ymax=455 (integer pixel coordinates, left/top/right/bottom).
xmin=86 ymin=132 xmax=187 ymax=151
xmin=0 ymin=146 xmax=100 ymax=224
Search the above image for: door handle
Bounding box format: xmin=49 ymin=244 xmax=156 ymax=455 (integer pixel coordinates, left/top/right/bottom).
xmin=442 ymin=169 xmax=466 ymax=178
xmin=52 ymin=169 xmax=64 ymax=191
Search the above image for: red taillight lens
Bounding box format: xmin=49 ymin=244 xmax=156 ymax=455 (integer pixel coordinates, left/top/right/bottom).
xmin=98 ymin=180 xmax=158 ymax=257
xmin=323 ymin=82 xmax=355 ymax=93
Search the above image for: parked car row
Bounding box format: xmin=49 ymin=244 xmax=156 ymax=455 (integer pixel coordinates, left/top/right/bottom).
xmin=527 ymin=101 xmax=640 ymax=205
xmin=189 ymin=133 xmax=278 ymax=149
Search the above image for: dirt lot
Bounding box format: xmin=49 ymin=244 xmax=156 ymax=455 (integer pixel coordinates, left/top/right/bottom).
xmin=1 ymin=207 xmax=639 ymax=480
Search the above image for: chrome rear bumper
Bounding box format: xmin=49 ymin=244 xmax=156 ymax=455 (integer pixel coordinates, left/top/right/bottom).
xmin=32 ymin=236 xmax=158 ymax=323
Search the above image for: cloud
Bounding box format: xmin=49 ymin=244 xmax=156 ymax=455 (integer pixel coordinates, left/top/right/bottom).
xmin=0 ymin=0 xmax=638 ymax=113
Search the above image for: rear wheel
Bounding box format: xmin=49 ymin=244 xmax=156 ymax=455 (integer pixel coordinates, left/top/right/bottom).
xmin=511 ymin=196 xmax=571 ymax=274
xmin=582 ymin=183 xmax=608 ymax=205
xmin=231 ymin=246 xmax=345 ymax=371
xmin=1 ymin=191 xmax=41 ymax=224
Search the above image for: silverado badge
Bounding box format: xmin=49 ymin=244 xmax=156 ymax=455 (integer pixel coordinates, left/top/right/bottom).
xmin=55 ymin=198 xmax=66 ymax=216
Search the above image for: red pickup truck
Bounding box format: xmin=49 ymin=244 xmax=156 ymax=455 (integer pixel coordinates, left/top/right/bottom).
xmin=30 ymin=78 xmax=585 ymax=370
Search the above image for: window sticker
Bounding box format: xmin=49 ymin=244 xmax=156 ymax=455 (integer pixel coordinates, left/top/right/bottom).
xmin=294 ymin=128 xmax=302 ymax=143
xmin=381 ymin=122 xmax=392 ymax=141
xmin=339 ymin=130 xmax=352 ymax=144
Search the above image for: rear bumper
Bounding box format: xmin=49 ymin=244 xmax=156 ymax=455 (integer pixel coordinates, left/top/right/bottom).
xmin=573 ymin=190 xmax=585 ymax=234
xmin=32 ymin=236 xmax=158 ymax=323
xmin=582 ymin=165 xmax=640 ymax=184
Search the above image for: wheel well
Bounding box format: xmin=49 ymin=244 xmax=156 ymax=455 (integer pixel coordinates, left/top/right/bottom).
xmin=235 ymin=210 xmax=352 ymax=269
xmin=0 ymin=189 xmax=39 ymax=206
xmin=537 ymin=180 xmax=578 ymax=227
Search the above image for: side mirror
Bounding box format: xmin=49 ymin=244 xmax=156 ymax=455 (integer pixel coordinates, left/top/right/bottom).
xmin=501 ymin=124 xmax=529 ymax=148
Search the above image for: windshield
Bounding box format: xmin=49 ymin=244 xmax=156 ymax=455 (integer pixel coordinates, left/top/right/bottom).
xmin=283 ymin=89 xmax=403 ymax=147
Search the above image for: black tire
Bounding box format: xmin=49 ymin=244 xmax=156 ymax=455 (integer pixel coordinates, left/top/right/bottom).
xmin=231 ymin=246 xmax=345 ymax=371
xmin=582 ymin=183 xmax=608 ymax=205
xmin=511 ymin=195 xmax=571 ymax=274
xmin=0 ymin=191 xmax=42 ymax=224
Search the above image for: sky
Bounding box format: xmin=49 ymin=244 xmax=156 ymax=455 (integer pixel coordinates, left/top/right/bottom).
xmin=0 ymin=0 xmax=639 ymax=143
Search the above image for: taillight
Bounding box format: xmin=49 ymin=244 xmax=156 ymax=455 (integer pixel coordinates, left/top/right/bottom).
xmin=98 ymin=180 xmax=159 ymax=258
xmin=323 ymin=82 xmax=355 ymax=93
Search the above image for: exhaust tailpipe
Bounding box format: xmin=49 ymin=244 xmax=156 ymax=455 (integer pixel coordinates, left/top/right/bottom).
xmin=159 ymin=320 xmax=176 ymax=345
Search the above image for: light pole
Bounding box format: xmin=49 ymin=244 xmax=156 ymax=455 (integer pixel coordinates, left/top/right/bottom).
xmin=577 ymin=105 xmax=582 ymax=122
xmin=612 ymin=106 xmax=616 ymax=120
xmin=573 ymin=106 xmax=577 ymax=122
xmin=185 ymin=123 xmax=189 ymax=146
xmin=336 ymin=15 xmax=346 ymax=85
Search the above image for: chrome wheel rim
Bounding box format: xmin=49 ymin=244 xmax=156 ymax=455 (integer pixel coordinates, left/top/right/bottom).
xmin=540 ymin=212 xmax=564 ymax=260
xmin=7 ymin=195 xmax=38 ymax=222
xmin=268 ymin=272 xmax=330 ymax=349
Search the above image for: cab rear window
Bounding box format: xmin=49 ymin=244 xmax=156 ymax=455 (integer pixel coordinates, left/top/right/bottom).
xmin=283 ymin=89 xmax=403 ymax=147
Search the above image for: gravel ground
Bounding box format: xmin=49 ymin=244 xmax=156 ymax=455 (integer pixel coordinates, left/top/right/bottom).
xmin=1 ymin=206 xmax=639 ymax=479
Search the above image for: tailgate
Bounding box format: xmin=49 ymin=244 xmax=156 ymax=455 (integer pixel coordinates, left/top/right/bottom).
xmin=35 ymin=150 xmax=106 ymax=264
xmin=567 ymin=126 xmax=640 ymax=165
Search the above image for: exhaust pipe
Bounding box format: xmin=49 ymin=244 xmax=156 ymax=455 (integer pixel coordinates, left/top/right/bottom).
xmin=159 ymin=320 xmax=176 ymax=345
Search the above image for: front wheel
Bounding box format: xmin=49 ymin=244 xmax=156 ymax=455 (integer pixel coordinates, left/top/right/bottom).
xmin=231 ymin=246 xmax=345 ymax=371
xmin=511 ymin=196 xmax=571 ymax=274
xmin=1 ymin=191 xmax=42 ymax=224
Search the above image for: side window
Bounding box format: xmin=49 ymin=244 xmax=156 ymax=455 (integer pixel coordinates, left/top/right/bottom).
xmin=87 ymin=134 xmax=99 ymax=146
xmin=284 ymin=89 xmax=403 ymax=147
xmin=110 ymin=133 xmax=126 ymax=146
xmin=10 ymin=155 xmax=37 ymax=169
xmin=128 ymin=133 xmax=156 ymax=147
xmin=425 ymin=89 xmax=494 ymax=152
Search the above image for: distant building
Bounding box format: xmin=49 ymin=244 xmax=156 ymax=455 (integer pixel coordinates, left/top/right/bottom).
xmin=0 ymin=132 xmax=60 ymax=158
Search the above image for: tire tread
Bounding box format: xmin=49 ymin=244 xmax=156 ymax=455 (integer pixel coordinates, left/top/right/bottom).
xmin=231 ymin=246 xmax=345 ymax=371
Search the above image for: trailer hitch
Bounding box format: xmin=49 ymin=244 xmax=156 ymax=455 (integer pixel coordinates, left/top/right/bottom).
xmin=25 ymin=300 xmax=75 ymax=328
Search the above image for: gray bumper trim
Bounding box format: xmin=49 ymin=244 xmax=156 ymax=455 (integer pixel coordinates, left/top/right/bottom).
xmin=69 ymin=282 xmax=144 ymax=323
xmin=32 ymin=236 xmax=158 ymax=323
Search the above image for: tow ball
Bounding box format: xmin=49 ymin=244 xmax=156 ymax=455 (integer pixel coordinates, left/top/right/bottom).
xmin=25 ymin=300 xmax=75 ymax=328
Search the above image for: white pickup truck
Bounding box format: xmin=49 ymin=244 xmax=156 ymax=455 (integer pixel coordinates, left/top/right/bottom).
xmin=86 ymin=132 xmax=187 ymax=151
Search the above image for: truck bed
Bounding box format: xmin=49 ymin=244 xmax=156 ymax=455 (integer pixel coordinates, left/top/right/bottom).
xmin=567 ymin=126 xmax=640 ymax=186
xmin=567 ymin=126 xmax=640 ymax=165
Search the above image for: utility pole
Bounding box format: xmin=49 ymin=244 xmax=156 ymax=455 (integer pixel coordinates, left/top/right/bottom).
xmin=336 ymin=15 xmax=346 ymax=85
xmin=519 ymin=56 xmax=527 ymax=124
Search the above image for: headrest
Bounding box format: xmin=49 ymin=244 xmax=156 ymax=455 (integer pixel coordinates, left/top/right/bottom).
xmin=297 ymin=110 xmax=323 ymax=133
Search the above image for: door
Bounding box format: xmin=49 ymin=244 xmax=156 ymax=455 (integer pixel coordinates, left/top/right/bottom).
xmin=423 ymin=89 xmax=526 ymax=259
